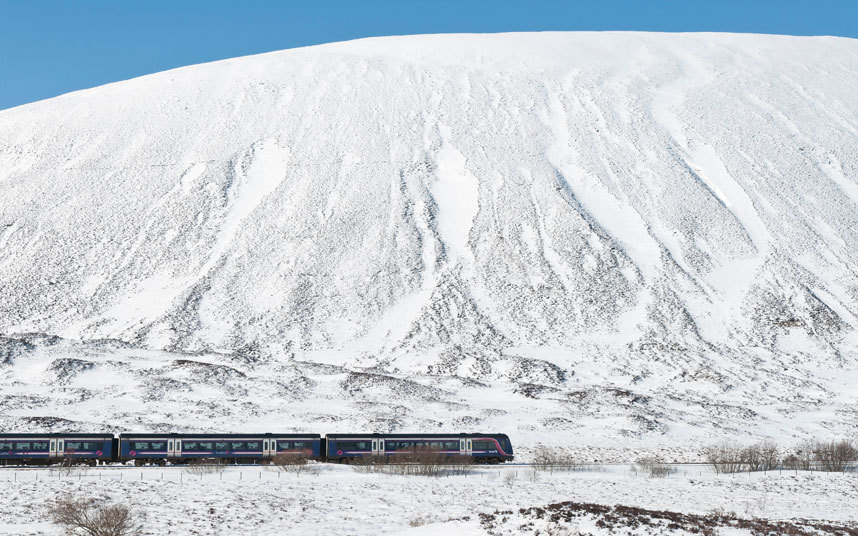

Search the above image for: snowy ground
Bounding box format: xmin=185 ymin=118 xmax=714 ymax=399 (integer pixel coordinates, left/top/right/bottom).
xmin=0 ymin=464 xmax=856 ymax=535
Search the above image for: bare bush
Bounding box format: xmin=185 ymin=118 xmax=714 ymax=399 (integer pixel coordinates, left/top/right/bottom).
xmin=813 ymin=440 xmax=857 ymax=472
xmin=532 ymin=444 xmax=584 ymax=472
xmin=783 ymin=440 xmax=814 ymax=471
xmin=50 ymin=454 xmax=89 ymax=478
xmin=274 ymin=455 xmax=320 ymax=476
xmin=704 ymin=441 xmax=745 ymax=474
xmin=740 ymin=444 xmax=762 ymax=472
xmin=385 ymin=448 xmax=475 ymax=477
xmin=273 ymin=452 xmax=309 ymax=467
xmin=351 ymin=448 xmax=475 ymax=477
xmin=348 ymin=454 xmax=388 ymax=473
xmin=739 ymin=441 xmax=779 ymax=472
xmin=184 ymin=459 xmax=225 ymax=475
xmin=47 ymin=497 xmax=143 ymax=536
xmin=758 ymin=441 xmax=780 ymax=471
xmin=634 ymin=456 xmax=676 ymax=478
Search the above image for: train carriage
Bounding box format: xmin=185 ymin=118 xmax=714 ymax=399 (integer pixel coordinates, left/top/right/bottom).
xmin=118 ymin=433 xmax=321 ymax=465
xmin=325 ymin=433 xmax=514 ymax=464
xmin=0 ymin=433 xmax=114 ymax=466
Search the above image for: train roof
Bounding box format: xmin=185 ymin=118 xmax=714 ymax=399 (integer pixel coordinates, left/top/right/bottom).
xmin=118 ymin=433 xmax=321 ymax=438
xmin=325 ymin=433 xmax=510 ymax=438
xmin=0 ymin=433 xmax=114 ymax=438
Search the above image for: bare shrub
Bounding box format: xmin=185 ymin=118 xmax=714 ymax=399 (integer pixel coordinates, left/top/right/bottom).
xmin=274 ymin=455 xmax=320 ymax=476
xmin=813 ymin=440 xmax=857 ymax=472
xmin=184 ymin=459 xmax=225 ymax=475
xmin=385 ymin=448 xmax=475 ymax=477
xmin=634 ymin=456 xmax=676 ymax=478
xmin=532 ymin=444 xmax=584 ymax=472
xmin=352 ymin=448 xmax=475 ymax=477
xmin=349 ymin=454 xmax=388 ymax=473
xmin=758 ymin=441 xmax=780 ymax=471
xmin=273 ymin=452 xmax=309 ymax=467
xmin=47 ymin=497 xmax=143 ymax=536
xmin=504 ymin=470 xmax=516 ymax=486
xmin=704 ymin=441 xmax=745 ymax=474
xmin=740 ymin=444 xmax=762 ymax=472
xmin=409 ymin=516 xmax=430 ymax=527
xmin=51 ymin=453 xmax=88 ymax=478
xmin=783 ymin=440 xmax=814 ymax=471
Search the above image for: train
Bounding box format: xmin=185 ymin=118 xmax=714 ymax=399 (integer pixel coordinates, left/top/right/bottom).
xmin=0 ymin=432 xmax=513 ymax=466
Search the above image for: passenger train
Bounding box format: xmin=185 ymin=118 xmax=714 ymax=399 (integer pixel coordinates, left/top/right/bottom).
xmin=0 ymin=432 xmax=513 ymax=466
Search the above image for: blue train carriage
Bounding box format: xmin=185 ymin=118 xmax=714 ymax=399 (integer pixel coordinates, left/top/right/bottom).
xmin=325 ymin=433 xmax=514 ymax=464
xmin=119 ymin=433 xmax=321 ymax=465
xmin=0 ymin=433 xmax=114 ymax=466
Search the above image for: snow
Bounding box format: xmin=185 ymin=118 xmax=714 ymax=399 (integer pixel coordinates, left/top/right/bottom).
xmin=0 ymin=464 xmax=855 ymax=535
xmin=0 ymin=31 xmax=857 ymax=455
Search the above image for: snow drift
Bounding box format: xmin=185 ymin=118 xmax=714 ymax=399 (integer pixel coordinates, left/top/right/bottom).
xmin=1 ymin=32 xmax=857 ymax=448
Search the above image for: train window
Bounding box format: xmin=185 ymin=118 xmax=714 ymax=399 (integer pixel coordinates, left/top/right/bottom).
xmin=230 ymin=442 xmax=246 ymax=451
xmin=181 ymin=442 xmax=215 ymax=452
xmin=246 ymin=441 xmax=261 ymax=450
xmin=0 ymin=442 xmax=12 ymax=450
xmin=14 ymin=442 xmax=31 ymax=450
xmin=131 ymin=441 xmax=150 ymax=451
xmin=336 ymin=441 xmax=369 ymax=451
xmin=472 ymin=441 xmax=496 ymax=450
xmin=151 ymin=442 xmax=166 ymax=451
xmin=444 ymin=441 xmax=459 ymax=451
xmin=65 ymin=442 xmax=100 ymax=451
xmin=32 ymin=442 xmax=49 ymax=451
xmin=215 ymin=442 xmax=228 ymax=450
xmin=277 ymin=441 xmax=308 ymax=450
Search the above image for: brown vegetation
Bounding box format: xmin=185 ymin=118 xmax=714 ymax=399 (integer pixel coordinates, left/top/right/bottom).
xmin=47 ymin=497 xmax=143 ymax=536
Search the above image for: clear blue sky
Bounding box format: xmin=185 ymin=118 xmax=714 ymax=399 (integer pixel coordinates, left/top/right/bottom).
xmin=1 ymin=0 xmax=856 ymax=110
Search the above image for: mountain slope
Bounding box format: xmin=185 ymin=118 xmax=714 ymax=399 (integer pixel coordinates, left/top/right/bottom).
xmin=1 ymin=33 xmax=857 ymax=448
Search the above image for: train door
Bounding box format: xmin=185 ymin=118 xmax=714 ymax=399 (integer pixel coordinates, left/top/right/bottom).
xmin=263 ymin=439 xmax=273 ymax=459
xmin=168 ymin=438 xmax=182 ymax=458
xmin=57 ymin=438 xmax=65 ymax=457
xmin=460 ymin=438 xmax=472 ymax=455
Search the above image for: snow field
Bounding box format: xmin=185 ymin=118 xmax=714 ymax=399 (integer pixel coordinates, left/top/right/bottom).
xmin=0 ymin=464 xmax=855 ymax=535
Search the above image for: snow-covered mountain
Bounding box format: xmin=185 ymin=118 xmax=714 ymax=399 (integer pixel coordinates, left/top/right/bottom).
xmin=1 ymin=32 xmax=857 ymax=453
